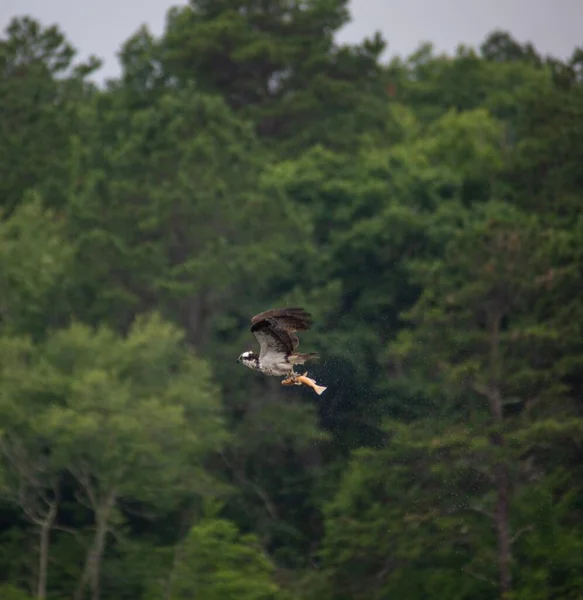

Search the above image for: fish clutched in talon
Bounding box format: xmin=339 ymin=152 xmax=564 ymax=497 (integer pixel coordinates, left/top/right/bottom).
xmin=237 ymin=307 xmax=327 ymax=396
xmin=281 ymin=371 xmax=327 ymax=396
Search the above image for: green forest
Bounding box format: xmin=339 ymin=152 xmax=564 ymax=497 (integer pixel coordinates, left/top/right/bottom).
xmin=1 ymin=1 xmax=582 ymax=599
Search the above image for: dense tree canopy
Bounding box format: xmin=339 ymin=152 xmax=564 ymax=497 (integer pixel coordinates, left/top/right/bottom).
xmin=1 ymin=5 xmax=582 ymax=599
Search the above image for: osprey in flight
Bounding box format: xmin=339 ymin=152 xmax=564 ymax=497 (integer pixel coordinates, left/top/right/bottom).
xmin=237 ymin=307 xmax=327 ymax=395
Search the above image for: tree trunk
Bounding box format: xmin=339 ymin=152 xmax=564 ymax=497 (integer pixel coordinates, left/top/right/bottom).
xmin=487 ymin=313 xmax=512 ymax=598
xmin=37 ymin=501 xmax=58 ymax=600
xmin=183 ymin=291 xmax=212 ymax=348
xmin=163 ymin=507 xmax=194 ymax=600
xmin=164 ymin=537 xmax=185 ymax=600
xmin=495 ymin=461 xmax=512 ymax=598
xmin=75 ymin=490 xmax=116 ymax=600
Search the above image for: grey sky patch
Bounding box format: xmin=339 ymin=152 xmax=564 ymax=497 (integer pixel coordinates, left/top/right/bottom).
xmin=337 ymin=0 xmax=582 ymax=61
xmin=1 ymin=0 xmax=581 ymax=82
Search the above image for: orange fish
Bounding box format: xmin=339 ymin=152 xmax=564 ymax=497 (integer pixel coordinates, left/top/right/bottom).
xmin=281 ymin=371 xmax=327 ymax=395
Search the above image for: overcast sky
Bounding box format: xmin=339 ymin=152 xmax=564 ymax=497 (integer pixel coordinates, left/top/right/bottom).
xmin=1 ymin=0 xmax=581 ymax=81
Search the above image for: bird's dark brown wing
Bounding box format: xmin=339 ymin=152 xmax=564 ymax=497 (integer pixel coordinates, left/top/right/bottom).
xmin=251 ymin=320 xmax=295 ymax=357
xmin=250 ymin=307 xmax=313 ymax=354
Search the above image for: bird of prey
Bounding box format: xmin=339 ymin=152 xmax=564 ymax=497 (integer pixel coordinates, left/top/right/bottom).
xmin=237 ymin=307 xmax=327 ymax=395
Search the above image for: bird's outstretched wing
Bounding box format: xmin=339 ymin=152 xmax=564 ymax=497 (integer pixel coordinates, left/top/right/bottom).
xmin=250 ymin=307 xmax=312 ymax=358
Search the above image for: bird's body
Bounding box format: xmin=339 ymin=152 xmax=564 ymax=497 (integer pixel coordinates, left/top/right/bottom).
xmin=237 ymin=350 xmax=293 ymax=377
xmin=237 ymin=307 xmax=326 ymax=394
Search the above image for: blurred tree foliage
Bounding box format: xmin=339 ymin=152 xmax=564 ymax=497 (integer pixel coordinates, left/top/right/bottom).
xmin=0 ymin=5 xmax=582 ymax=599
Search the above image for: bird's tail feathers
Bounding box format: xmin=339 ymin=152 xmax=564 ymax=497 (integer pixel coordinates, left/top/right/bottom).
xmin=289 ymin=352 xmax=319 ymax=365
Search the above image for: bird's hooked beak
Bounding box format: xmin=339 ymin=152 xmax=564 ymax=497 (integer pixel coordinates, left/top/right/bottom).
xmin=236 ymin=357 xmax=241 ymax=363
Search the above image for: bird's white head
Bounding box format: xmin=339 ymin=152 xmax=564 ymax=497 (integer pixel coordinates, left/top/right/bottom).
xmin=237 ymin=350 xmax=259 ymax=370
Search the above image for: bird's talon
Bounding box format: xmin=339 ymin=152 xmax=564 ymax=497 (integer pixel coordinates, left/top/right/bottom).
xmin=281 ymin=372 xmax=303 ymax=386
